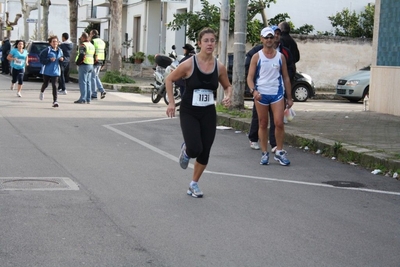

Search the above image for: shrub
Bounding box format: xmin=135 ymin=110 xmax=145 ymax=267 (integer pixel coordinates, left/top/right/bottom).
xmin=101 ymin=71 xmax=136 ymax=84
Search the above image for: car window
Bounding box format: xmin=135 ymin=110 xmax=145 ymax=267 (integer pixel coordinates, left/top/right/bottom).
xmin=30 ymin=43 xmax=49 ymax=55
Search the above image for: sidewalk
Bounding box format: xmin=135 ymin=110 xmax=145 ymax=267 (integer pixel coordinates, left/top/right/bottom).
xmin=72 ymin=74 xmax=400 ymax=178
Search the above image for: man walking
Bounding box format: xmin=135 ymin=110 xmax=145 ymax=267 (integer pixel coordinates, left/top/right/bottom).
xmin=74 ymin=32 xmax=95 ymax=104
xmin=58 ymin=32 xmax=73 ymax=95
xmin=89 ymin=29 xmax=106 ymax=100
xmin=278 ymin=21 xmax=300 ymax=68
xmin=1 ymin=37 xmax=11 ymax=74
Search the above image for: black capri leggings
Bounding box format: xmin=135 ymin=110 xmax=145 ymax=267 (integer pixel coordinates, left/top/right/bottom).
xmin=11 ymin=68 xmax=24 ymax=85
xmin=179 ymin=105 xmax=217 ymax=165
xmin=41 ymin=75 xmax=58 ymax=102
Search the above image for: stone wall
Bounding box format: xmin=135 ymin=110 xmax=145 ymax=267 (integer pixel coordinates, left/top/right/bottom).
xmin=243 ymin=35 xmax=373 ymax=90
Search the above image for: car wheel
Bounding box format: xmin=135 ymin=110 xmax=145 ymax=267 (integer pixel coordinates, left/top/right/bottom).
xmin=362 ymin=86 xmax=369 ymax=99
xmin=292 ymin=84 xmax=310 ymax=102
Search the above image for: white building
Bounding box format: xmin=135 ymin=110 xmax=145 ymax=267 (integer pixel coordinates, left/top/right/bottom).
xmin=1 ymin=0 xmax=69 ymax=41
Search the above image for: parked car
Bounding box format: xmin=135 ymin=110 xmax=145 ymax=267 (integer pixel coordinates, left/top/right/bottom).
xmin=336 ymin=66 xmax=370 ymax=102
xmin=227 ymin=53 xmax=315 ymax=102
xmin=23 ymin=41 xmax=49 ymax=81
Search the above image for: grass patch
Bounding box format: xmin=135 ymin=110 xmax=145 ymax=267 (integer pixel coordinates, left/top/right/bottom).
xmin=101 ymin=71 xmax=136 ymax=84
xmin=216 ymin=103 xmax=252 ymax=118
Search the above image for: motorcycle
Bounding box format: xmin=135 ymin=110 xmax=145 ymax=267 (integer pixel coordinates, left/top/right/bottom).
xmin=150 ymin=45 xmax=183 ymax=106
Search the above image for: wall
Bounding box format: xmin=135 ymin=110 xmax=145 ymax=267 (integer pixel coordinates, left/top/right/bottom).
xmin=240 ymin=35 xmax=372 ymax=90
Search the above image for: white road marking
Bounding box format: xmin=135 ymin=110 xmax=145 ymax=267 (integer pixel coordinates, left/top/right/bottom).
xmin=104 ymin=120 xmax=400 ymax=197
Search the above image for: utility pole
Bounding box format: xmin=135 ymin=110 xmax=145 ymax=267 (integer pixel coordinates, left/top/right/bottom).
xmin=232 ymin=0 xmax=248 ymax=109
xmin=217 ymin=0 xmax=230 ymax=103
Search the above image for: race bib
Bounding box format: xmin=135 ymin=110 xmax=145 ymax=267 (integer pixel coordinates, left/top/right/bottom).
xmin=15 ymin=59 xmax=23 ymax=66
xmin=192 ymin=89 xmax=214 ymax=107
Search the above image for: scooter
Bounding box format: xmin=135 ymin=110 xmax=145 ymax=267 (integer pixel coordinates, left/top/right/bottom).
xmin=150 ymin=45 xmax=183 ymax=106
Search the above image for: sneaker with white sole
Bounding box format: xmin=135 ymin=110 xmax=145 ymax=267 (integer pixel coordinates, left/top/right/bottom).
xmin=271 ymin=146 xmax=287 ymax=155
xmin=17 ymin=92 xmax=21 ymax=97
xmin=250 ymin=141 xmax=260 ymax=150
xmin=179 ymin=143 xmax=190 ymax=169
xmin=59 ymin=90 xmax=67 ymax=95
xmin=52 ymin=101 xmax=59 ymax=108
xmin=187 ymin=183 xmax=203 ymax=198
xmin=260 ymin=152 xmax=269 ymax=165
xmin=39 ymin=92 xmax=44 ymax=100
xmin=274 ymin=151 xmax=290 ymax=166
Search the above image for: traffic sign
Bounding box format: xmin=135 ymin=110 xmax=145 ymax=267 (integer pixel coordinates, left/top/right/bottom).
xmin=26 ymin=18 xmax=37 ymax=23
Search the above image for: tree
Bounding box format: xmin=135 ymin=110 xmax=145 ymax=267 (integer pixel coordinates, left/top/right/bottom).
xmin=108 ymin=0 xmax=123 ymax=71
xmin=41 ymin=0 xmax=51 ymax=40
xmin=20 ymin=0 xmax=38 ymax=41
xmin=68 ymin=0 xmax=78 ymax=71
xmin=167 ymin=0 xmax=275 ymax=44
xmin=328 ymin=4 xmax=374 ymax=38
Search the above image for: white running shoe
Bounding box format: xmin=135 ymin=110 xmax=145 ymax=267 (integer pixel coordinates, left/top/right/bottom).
xmin=250 ymin=141 xmax=260 ymax=150
xmin=39 ymin=92 xmax=44 ymax=100
xmin=17 ymin=92 xmax=22 ymax=97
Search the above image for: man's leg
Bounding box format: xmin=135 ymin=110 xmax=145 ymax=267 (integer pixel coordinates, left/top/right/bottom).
xmin=64 ymin=63 xmax=70 ymax=83
xmin=248 ymin=104 xmax=260 ymax=148
xmin=269 ymin=106 xmax=276 ymax=150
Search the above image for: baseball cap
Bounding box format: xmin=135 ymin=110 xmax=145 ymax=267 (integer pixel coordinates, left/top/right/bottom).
xmin=271 ymin=25 xmax=281 ymax=32
xmin=260 ymin=27 xmax=274 ymax=37
xmin=182 ymin=43 xmax=195 ymax=51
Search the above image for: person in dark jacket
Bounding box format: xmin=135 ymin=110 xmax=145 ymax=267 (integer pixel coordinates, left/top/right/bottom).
xmin=58 ymin=32 xmax=73 ymax=94
xmin=278 ymin=21 xmax=300 ymax=65
xmin=175 ymin=43 xmax=196 ymax=96
xmin=247 ymin=25 xmax=295 ymax=152
xmin=1 ymin=37 xmax=11 ymax=74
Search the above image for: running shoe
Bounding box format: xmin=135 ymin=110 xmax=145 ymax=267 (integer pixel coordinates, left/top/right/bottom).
xmin=101 ymin=91 xmax=106 ymax=99
xmin=250 ymin=141 xmax=260 ymax=150
xmin=52 ymin=101 xmax=59 ymax=108
xmin=271 ymin=146 xmax=287 ymax=155
xmin=260 ymin=152 xmax=269 ymax=165
xmin=179 ymin=143 xmax=190 ymax=169
xmin=59 ymin=90 xmax=67 ymax=95
xmin=17 ymin=92 xmax=21 ymax=97
xmin=39 ymin=92 xmax=44 ymax=100
xmin=187 ymin=183 xmax=203 ymax=198
xmin=274 ymin=151 xmax=290 ymax=166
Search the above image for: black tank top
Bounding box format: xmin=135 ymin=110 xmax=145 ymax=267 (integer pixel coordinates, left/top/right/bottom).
xmin=181 ymin=55 xmax=219 ymax=107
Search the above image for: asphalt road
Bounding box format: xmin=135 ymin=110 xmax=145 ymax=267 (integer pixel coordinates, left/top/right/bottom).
xmin=1 ymin=76 xmax=400 ymax=267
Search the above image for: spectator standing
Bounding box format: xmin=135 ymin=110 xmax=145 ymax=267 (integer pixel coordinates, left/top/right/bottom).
xmin=1 ymin=37 xmax=11 ymax=74
xmin=90 ymin=29 xmax=106 ymax=100
xmin=58 ymin=32 xmax=73 ymax=95
xmin=247 ymin=27 xmax=293 ymax=166
xmin=74 ymin=32 xmax=95 ymax=104
xmin=278 ymin=21 xmax=300 ymax=68
xmin=175 ymin=43 xmax=196 ymax=96
xmin=165 ymin=28 xmax=232 ymax=198
xmin=39 ymin=35 xmax=64 ymax=108
xmin=7 ymin=40 xmax=29 ymax=97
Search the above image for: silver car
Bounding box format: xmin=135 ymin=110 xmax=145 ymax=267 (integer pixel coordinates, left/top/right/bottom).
xmin=336 ymin=66 xmax=370 ymax=102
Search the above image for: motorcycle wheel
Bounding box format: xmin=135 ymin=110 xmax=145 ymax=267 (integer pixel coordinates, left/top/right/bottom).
xmin=151 ymin=88 xmax=162 ymax=103
xmin=164 ymin=85 xmax=181 ymax=107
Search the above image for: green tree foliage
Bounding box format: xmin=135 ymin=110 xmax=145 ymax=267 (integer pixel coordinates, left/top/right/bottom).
xmin=328 ymin=4 xmax=374 ymax=38
xmin=167 ymin=0 xmax=276 ymax=44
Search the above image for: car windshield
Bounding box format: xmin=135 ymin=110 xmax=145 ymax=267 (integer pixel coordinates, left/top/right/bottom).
xmin=360 ymin=66 xmax=371 ymax=71
xmin=30 ymin=43 xmax=49 ymax=55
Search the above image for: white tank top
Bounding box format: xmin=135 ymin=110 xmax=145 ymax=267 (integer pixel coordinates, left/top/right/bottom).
xmin=255 ymin=50 xmax=283 ymax=95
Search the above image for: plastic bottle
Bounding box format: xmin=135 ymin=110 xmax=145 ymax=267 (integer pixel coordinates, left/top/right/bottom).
xmin=363 ymin=95 xmax=369 ymax=111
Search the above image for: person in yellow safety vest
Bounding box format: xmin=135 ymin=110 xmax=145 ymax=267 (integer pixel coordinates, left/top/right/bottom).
xmin=74 ymin=32 xmax=95 ymax=104
xmin=90 ymin=29 xmax=107 ymax=100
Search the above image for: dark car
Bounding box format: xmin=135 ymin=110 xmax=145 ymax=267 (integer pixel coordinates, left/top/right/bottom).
xmin=23 ymin=41 xmax=49 ymax=81
xmin=227 ymin=53 xmax=315 ymax=102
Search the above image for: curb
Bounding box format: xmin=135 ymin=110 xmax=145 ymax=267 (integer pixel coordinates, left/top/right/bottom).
xmin=217 ymin=114 xmax=400 ymax=175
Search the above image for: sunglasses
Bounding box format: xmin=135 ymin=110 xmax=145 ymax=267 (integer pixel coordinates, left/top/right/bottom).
xmin=263 ymin=36 xmax=274 ymax=40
